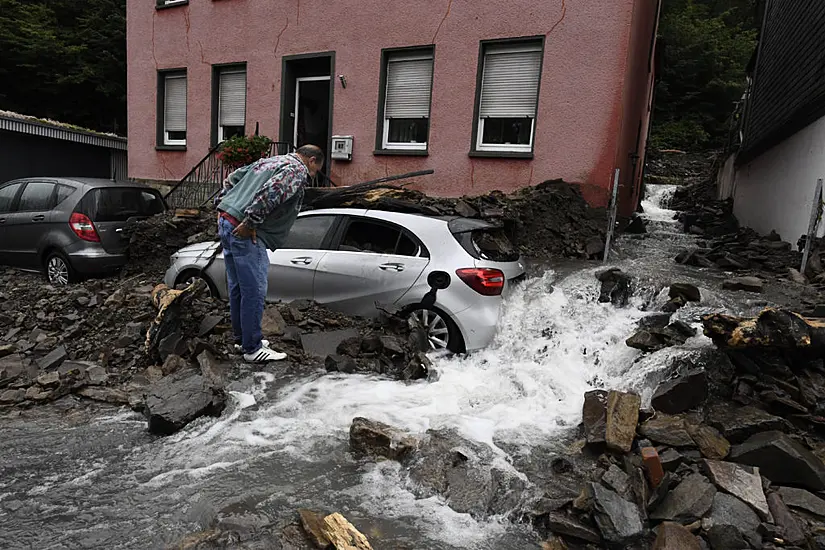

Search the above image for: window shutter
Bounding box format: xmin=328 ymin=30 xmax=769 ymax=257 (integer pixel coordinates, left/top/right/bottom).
xmin=479 ymin=44 xmax=542 ymax=118
xmin=385 ymin=55 xmax=433 ymax=119
xmin=164 ymin=75 xmax=187 ymax=132
xmin=219 ymin=69 xmax=247 ymax=127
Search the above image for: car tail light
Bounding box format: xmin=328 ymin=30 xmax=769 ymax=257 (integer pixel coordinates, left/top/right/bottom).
xmin=456 ymin=268 xmax=505 ymax=296
xmin=69 ymin=212 xmax=100 ymax=242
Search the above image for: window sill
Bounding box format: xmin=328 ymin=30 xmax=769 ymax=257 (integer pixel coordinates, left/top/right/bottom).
xmin=373 ymin=149 xmax=429 ymax=157
xmin=156 ymin=1 xmax=189 ymax=10
xmin=469 ymin=150 xmax=534 ymax=159
xmin=156 ymin=145 xmax=187 ymax=151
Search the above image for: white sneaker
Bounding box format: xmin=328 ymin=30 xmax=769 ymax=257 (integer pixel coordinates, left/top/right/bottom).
xmin=234 ymin=340 xmax=270 ymax=354
xmin=243 ymin=345 xmax=287 ymax=363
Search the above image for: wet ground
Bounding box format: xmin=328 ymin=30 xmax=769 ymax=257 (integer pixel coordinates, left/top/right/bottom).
xmin=0 ymin=184 xmax=809 ymax=549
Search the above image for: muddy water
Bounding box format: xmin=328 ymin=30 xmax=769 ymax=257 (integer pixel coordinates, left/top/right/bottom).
xmin=0 ymin=185 xmax=780 ymax=549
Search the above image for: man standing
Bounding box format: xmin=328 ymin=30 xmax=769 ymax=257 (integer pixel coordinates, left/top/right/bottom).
xmin=215 ymin=144 xmax=324 ymax=363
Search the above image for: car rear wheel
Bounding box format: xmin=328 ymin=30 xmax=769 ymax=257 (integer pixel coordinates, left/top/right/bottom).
xmin=407 ymin=307 xmax=465 ymax=353
xmin=45 ymin=252 xmax=75 ymax=286
xmin=176 ymin=270 xmax=216 ymax=297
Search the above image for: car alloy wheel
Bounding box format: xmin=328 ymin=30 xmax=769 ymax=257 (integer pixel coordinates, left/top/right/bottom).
xmin=410 ymin=308 xmax=451 ymax=350
xmin=47 ymin=255 xmax=70 ymax=286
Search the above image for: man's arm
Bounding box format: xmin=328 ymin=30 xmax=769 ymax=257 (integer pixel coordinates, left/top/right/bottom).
xmin=214 ymin=164 xmax=251 ymax=207
xmin=242 ymin=165 xmax=305 ymax=226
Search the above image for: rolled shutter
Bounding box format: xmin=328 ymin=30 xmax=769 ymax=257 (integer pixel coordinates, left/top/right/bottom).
xmin=164 ymin=74 xmax=187 ymax=132
xmin=479 ymin=44 xmax=542 ymax=118
xmin=385 ymin=55 xmax=433 ymax=119
xmin=219 ymin=69 xmax=247 ymax=127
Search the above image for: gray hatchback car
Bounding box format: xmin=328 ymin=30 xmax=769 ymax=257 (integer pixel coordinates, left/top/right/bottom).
xmin=0 ymin=178 xmax=166 ymax=284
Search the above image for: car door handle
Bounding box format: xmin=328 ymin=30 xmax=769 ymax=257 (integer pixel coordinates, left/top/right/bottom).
xmin=379 ymin=263 xmax=405 ymax=272
xmin=290 ymin=256 xmax=313 ymax=265
xmin=0 ymin=218 xmax=5 ymax=224
xmin=31 ymin=215 xmax=45 ymax=222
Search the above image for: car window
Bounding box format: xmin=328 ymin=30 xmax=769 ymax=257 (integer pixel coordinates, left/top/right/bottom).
xmin=17 ymin=182 xmax=55 ymax=212
xmin=0 ymin=183 xmax=23 ymax=213
xmin=281 ymin=215 xmax=336 ymax=249
xmin=78 ymin=188 xmax=165 ymax=222
xmin=339 ymin=219 xmax=420 ymax=256
xmin=55 ymin=184 xmax=76 ymax=206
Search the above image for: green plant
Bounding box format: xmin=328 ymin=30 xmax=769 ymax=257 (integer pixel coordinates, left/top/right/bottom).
xmin=217 ymin=135 xmax=273 ymax=169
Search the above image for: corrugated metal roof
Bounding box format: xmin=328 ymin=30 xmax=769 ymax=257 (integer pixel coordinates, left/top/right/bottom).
xmin=0 ymin=111 xmax=127 ymax=151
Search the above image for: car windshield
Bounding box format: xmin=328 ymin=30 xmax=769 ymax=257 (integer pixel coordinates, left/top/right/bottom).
xmin=78 ymin=188 xmax=165 ymax=222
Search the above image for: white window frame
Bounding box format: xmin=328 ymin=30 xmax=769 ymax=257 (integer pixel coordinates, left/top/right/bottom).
xmin=163 ymin=0 xmax=187 ymax=5
xmin=217 ymin=67 xmax=247 ymax=143
xmin=382 ymin=52 xmax=433 ymax=151
xmin=163 ymin=73 xmax=187 ymax=146
xmin=475 ymin=42 xmax=543 ymax=154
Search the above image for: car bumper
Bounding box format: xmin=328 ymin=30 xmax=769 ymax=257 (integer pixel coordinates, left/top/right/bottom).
xmin=451 ymin=299 xmax=501 ymax=351
xmin=66 ymin=247 xmax=127 ymax=274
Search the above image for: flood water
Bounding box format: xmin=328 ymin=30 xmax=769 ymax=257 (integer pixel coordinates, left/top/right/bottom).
xmin=0 ymin=185 xmax=781 ymax=549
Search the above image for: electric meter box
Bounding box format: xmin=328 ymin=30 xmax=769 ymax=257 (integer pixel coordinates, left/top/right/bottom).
xmin=331 ymin=135 xmax=353 ymax=161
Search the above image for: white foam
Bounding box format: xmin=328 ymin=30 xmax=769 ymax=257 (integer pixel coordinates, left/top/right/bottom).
xmin=641 ymin=184 xmax=678 ymax=223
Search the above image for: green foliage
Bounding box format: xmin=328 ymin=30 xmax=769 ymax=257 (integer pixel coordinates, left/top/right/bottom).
xmin=0 ymin=0 xmax=126 ymax=134
xmin=217 ymin=135 xmax=274 ymax=169
xmin=651 ymin=0 xmax=758 ymax=150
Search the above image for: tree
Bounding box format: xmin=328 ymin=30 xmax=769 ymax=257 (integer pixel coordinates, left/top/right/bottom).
xmin=651 ymin=0 xmax=758 ymax=150
xmin=0 ymin=0 xmax=126 ymax=134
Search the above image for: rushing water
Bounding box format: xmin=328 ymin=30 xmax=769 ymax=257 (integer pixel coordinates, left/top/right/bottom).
xmin=0 ymin=184 xmax=779 ymax=549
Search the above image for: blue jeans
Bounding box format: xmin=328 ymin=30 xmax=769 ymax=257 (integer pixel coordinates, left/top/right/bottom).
xmin=218 ymin=217 xmax=269 ymax=354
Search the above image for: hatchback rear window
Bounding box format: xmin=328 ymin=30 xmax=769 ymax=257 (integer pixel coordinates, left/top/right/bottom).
xmin=77 ymin=188 xmax=165 ymax=222
xmin=448 ymin=218 xmax=519 ymax=262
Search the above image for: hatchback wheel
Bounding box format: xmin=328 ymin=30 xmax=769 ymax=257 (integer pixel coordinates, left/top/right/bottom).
xmin=45 ymin=252 xmax=74 ymax=286
xmin=408 ymin=307 xmax=464 ymax=353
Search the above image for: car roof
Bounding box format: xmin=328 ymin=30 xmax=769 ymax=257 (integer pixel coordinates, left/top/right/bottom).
xmin=1 ymin=177 xmax=152 ymax=190
xmin=300 ymin=207 xmax=497 ymax=229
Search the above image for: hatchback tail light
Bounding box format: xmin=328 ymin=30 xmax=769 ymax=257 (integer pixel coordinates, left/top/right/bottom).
xmin=70 ymin=212 xmax=100 ymax=242
xmin=456 ymin=268 xmax=505 ymax=296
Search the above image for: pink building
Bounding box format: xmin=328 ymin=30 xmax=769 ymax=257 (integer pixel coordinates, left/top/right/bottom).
xmin=127 ymin=0 xmax=661 ymax=215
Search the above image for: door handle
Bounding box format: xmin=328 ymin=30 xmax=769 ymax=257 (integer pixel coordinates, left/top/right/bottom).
xmin=0 ymin=218 xmax=5 ymax=224
xmin=379 ymin=263 xmax=405 ymax=272
xmin=31 ymin=215 xmax=45 ymax=222
xmin=290 ymin=257 xmax=313 ymax=265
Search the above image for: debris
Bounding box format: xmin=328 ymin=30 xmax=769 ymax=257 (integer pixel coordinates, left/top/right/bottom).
xmin=298 ymin=509 xmax=331 ymax=549
xmin=641 ymin=446 xmax=665 ymax=488
xmin=639 ymin=414 xmax=695 ymax=447
xmin=722 ymin=276 xmax=763 ymax=293
xmin=582 ymin=390 xmax=608 ymax=445
xmin=37 ymin=346 xmax=68 ymax=371
xmin=605 ymin=390 xmax=641 ymax=453
xmin=143 ymin=371 xmax=226 ymax=436
xmin=705 ymin=405 xmax=787 ymax=444
xmin=76 ymin=386 xmax=130 ymax=405
xmin=587 ymin=482 xmax=644 ymax=544
xmin=703 ymin=460 xmax=771 ymax=521
xmin=703 ymin=493 xmax=760 ymax=539
xmin=730 ymin=431 xmax=825 ymax=491
xmin=687 ymin=424 xmax=730 ymax=460
xmin=766 ymin=492 xmax=807 ymax=546
xmin=652 ymin=522 xmax=701 ymax=550
xmin=670 ymin=283 xmax=701 ymax=303
xmin=651 ymin=370 xmax=708 ymax=414
xmin=321 ymin=512 xmax=373 ymax=550
xmin=545 ymin=512 xmax=601 ymax=544
xmin=596 ymin=268 xmax=631 ymax=307
xmin=650 ymin=473 xmax=716 ymax=523
xmin=776 ymin=486 xmax=825 ymax=517
xmin=702 ymin=308 xmax=825 ymax=351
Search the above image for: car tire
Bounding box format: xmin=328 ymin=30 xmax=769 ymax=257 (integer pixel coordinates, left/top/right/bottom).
xmin=175 ymin=270 xmax=217 ymax=297
xmin=45 ymin=251 xmax=75 ymax=286
xmin=406 ymin=306 xmax=465 ymax=354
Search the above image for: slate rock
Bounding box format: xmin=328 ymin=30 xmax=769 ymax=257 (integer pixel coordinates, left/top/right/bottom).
xmin=602 ymin=464 xmax=630 ymax=495
xmin=706 ymin=524 xmax=749 ymax=550
xmin=36 ymin=371 xmax=60 ymax=387
xmin=198 ymin=314 xmax=223 ymax=337
xmin=688 ymin=424 xmax=730 ymax=460
xmin=545 ymin=512 xmax=601 ymax=544
xmin=706 ymin=405 xmax=787 ymax=444
xmin=652 ymin=521 xmax=701 ymax=550
xmin=652 ymin=370 xmax=708 ymax=414
xmin=730 ymin=431 xmax=825 ymax=491
xmin=197 ymin=350 xmax=227 ymax=387
xmin=587 ymin=482 xmax=644 ymax=544
xmin=597 ymin=268 xmax=632 ymax=307
xmin=0 ymin=389 xmax=25 ymax=404
xmin=660 ymin=448 xmax=684 ymax=471
xmin=640 ymin=414 xmax=696 ymax=447
xmin=722 ymin=277 xmax=763 ymax=293
xmin=650 ymin=473 xmax=716 ymax=522
xmin=281 ymin=326 xmax=303 ymax=344
xmin=766 ymin=492 xmax=806 ymax=546
xmin=144 ymin=371 xmax=226 ymax=436
xmin=777 ymin=486 xmax=825 ymax=517
xmin=704 ymin=492 xmax=760 ymax=534
xmin=639 ymin=313 xmax=673 ymax=331
xmin=84 ymin=365 xmax=108 ymax=386
xmin=77 ymin=386 xmax=130 ymax=405
xmin=583 ymin=390 xmax=608 ymax=445
xmin=625 ymin=215 xmax=647 ymax=235
xmin=349 ymin=417 xmax=417 ymax=461
xmin=260 ymin=306 xmax=286 ymax=336
xmin=302 ymin=329 xmax=360 ymax=358
xmin=37 ymin=346 xmax=67 ymax=371
xmin=703 ymin=460 xmax=771 ymax=521
xmin=670 ymin=283 xmax=701 ymax=303
xmin=324 ymin=354 xmax=358 ymax=374
xmin=605 ymin=390 xmax=641 ymax=453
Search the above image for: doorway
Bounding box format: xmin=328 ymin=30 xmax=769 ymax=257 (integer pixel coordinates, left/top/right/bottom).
xmin=294 ymin=76 xmax=331 ymax=155
xmin=280 ymin=53 xmax=334 ymax=164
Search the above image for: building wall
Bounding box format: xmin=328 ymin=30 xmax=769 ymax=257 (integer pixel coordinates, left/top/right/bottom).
xmin=0 ymin=131 xmax=112 ymax=184
xmin=733 ymin=114 xmax=825 ymax=243
xmin=128 ymin=0 xmax=657 ymax=213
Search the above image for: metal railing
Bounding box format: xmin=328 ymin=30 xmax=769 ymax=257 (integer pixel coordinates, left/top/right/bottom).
xmin=164 ymin=140 xmax=335 ymax=209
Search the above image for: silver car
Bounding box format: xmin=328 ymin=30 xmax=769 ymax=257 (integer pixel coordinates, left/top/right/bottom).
xmin=164 ymin=208 xmax=525 ymax=352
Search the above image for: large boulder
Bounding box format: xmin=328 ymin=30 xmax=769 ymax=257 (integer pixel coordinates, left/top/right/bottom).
xmin=587 ymin=482 xmax=644 ymax=544
xmin=349 ymin=417 xmax=417 ymax=461
xmin=730 ymin=431 xmax=825 ymax=491
xmin=650 ymin=473 xmax=716 ymax=523
xmin=144 ymin=370 xmax=226 ymax=435
xmin=651 ymin=370 xmax=708 ymax=414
